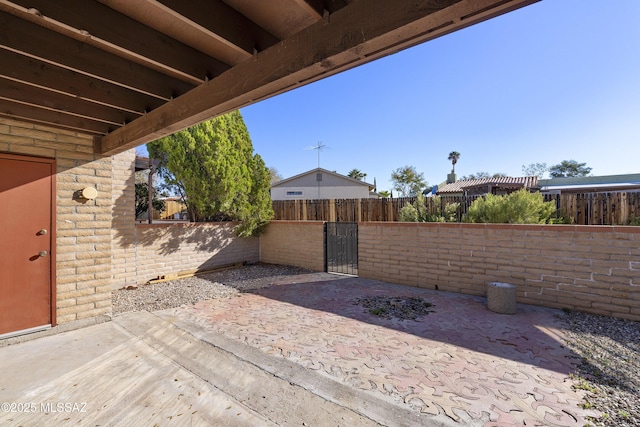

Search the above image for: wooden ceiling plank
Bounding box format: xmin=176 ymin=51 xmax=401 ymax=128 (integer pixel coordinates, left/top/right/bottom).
xmin=99 ymin=0 xmax=537 ymax=155
xmin=0 ymin=49 xmax=159 ymax=114
xmin=0 ymin=77 xmax=137 ymax=126
xmin=291 ymin=0 xmax=325 ymax=19
xmin=0 ymin=11 xmax=196 ymax=100
xmin=98 ymin=0 xmax=248 ymax=67
xmin=2 ymin=0 xmax=228 ymax=83
xmin=0 ymin=99 xmax=112 ymax=134
xmin=154 ymin=0 xmax=279 ymax=55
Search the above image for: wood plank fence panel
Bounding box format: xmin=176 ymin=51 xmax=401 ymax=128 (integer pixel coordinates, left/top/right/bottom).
xmin=272 ymin=191 xmax=640 ymax=225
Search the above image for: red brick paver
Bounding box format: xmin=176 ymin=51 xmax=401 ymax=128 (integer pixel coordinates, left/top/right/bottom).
xmin=159 ymin=275 xmax=595 ymax=426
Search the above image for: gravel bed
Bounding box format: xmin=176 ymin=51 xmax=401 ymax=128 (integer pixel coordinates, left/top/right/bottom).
xmin=352 ymin=295 xmax=434 ymax=320
xmin=112 ymin=263 xmax=312 ymax=315
xmin=113 ymin=266 xmax=639 ymax=425
xmin=560 ymin=311 xmax=640 ymax=427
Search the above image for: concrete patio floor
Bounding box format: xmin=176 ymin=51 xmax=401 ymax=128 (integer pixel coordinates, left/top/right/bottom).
xmin=0 ymin=274 xmax=595 ymax=426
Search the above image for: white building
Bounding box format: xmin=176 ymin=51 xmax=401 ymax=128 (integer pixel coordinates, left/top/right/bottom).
xmin=271 ymin=168 xmax=377 ymax=200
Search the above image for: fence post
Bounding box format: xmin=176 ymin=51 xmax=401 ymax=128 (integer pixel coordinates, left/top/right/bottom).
xmin=329 ymin=199 xmax=336 ymax=222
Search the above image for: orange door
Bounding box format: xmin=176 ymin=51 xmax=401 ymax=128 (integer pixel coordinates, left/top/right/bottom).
xmin=0 ymin=153 xmax=55 ymax=336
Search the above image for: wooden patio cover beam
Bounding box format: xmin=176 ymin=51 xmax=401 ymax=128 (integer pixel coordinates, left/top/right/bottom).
xmin=98 ymin=0 xmax=538 ymax=155
xmin=0 ymin=11 xmax=195 ymax=99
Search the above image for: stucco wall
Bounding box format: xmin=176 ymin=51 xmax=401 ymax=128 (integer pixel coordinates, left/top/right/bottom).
xmin=358 ymin=222 xmax=640 ymax=321
xmin=1 ymin=118 xmax=113 ymax=325
xmin=260 ymin=221 xmax=325 ymax=271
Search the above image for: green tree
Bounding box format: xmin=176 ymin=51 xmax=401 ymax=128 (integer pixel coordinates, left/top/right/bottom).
xmin=347 ymin=168 xmax=367 ymax=181
xmin=147 ymin=111 xmax=273 ymax=236
xmin=134 ymin=169 xmax=166 ymax=219
xmin=466 ymin=189 xmax=556 ymax=224
xmin=391 ymin=165 xmax=427 ymax=197
xmin=448 ymin=151 xmax=460 ymax=173
xmin=549 ymin=160 xmax=592 ymax=178
xmin=269 ymin=166 xmax=283 ymax=184
xmin=462 ymin=172 xmax=507 ymax=180
xmin=134 ymin=180 xmax=166 ymax=219
xmin=377 ymin=190 xmax=391 ymax=198
xmin=522 ymin=162 xmax=548 ymax=178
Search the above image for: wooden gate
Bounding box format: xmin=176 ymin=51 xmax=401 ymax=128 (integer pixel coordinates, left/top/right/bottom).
xmin=325 ymin=222 xmax=358 ymax=276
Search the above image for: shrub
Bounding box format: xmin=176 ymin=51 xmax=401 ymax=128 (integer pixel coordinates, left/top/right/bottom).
xmin=443 ymin=202 xmax=460 ymax=223
xmin=399 ymin=203 xmax=419 ymax=222
xmin=466 ymin=189 xmax=556 ymax=224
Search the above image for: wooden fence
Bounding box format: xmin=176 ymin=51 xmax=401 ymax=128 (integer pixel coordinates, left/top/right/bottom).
xmin=272 ymin=192 xmax=640 ymax=225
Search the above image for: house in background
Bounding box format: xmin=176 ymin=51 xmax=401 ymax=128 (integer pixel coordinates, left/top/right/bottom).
xmin=436 ymin=176 xmax=539 ymax=197
xmin=539 ymin=173 xmax=640 ymax=194
xmin=271 ymin=168 xmax=377 ymax=200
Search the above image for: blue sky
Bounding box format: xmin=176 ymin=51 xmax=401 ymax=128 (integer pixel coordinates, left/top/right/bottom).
xmin=237 ymin=0 xmax=640 ymax=193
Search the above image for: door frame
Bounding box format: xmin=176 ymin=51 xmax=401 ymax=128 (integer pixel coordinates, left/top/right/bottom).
xmin=0 ymin=152 xmax=57 ymax=331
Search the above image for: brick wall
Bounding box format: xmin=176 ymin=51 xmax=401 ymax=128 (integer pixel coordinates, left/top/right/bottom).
xmin=260 ymin=221 xmax=325 ymax=272
xmin=359 ymin=222 xmax=640 ymax=321
xmin=1 ymin=118 xmax=113 ymax=325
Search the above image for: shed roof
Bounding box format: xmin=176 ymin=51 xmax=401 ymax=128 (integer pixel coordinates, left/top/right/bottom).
xmin=0 ymin=0 xmax=537 ymax=156
xmin=539 ymin=173 xmax=640 ymax=192
xmin=436 ymin=176 xmax=539 ymax=194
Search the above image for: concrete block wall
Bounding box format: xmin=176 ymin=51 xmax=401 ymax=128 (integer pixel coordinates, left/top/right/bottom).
xmin=260 ymin=221 xmax=325 ymax=272
xmin=359 ymin=222 xmax=640 ymax=321
xmin=111 ymin=150 xmax=137 ymax=288
xmin=1 ymin=118 xmax=113 ymax=324
xmin=109 ymin=151 xmax=260 ymax=288
xmin=123 ymin=223 xmax=260 ymax=287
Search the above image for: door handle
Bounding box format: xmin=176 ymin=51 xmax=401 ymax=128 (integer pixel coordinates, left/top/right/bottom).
xmin=39 ymin=251 xmax=48 ymax=257
xmin=37 ymin=229 xmax=48 ymax=236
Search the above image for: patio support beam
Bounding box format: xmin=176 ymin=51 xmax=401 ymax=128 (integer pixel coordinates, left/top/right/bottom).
xmin=97 ymin=0 xmax=538 ymax=155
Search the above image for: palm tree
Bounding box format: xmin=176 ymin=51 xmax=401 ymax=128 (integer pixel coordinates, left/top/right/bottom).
xmin=448 ymin=151 xmax=460 ymax=173
xmin=347 ymin=168 xmax=367 ymax=181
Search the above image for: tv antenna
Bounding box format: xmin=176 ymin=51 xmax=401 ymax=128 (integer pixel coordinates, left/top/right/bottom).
xmin=304 ymin=142 xmax=326 ymax=168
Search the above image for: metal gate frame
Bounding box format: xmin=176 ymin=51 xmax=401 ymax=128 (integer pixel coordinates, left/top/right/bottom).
xmin=324 ymin=222 xmax=358 ymax=276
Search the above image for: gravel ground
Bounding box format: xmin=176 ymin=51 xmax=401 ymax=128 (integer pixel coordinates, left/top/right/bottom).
xmin=112 ymin=264 xmax=640 ymax=426
xmin=560 ymin=311 xmax=640 ymax=427
xmin=112 ymin=263 xmax=313 ymax=315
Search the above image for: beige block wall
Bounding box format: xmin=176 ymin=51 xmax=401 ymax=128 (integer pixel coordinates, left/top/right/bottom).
xmin=118 ymin=223 xmax=260 ymax=287
xmin=1 ymin=118 xmax=113 ymax=325
xmin=110 ymin=150 xmax=260 ymax=288
xmin=260 ymin=221 xmax=325 ymax=272
xmin=359 ymin=222 xmax=640 ymax=321
xmin=111 ymin=150 xmax=137 ymax=288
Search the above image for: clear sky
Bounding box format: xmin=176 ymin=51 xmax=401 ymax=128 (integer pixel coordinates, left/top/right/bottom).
xmin=237 ymin=0 xmax=640 ymax=193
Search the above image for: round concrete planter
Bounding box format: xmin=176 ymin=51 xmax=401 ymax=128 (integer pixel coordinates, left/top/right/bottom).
xmin=487 ymin=282 xmax=517 ymax=314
